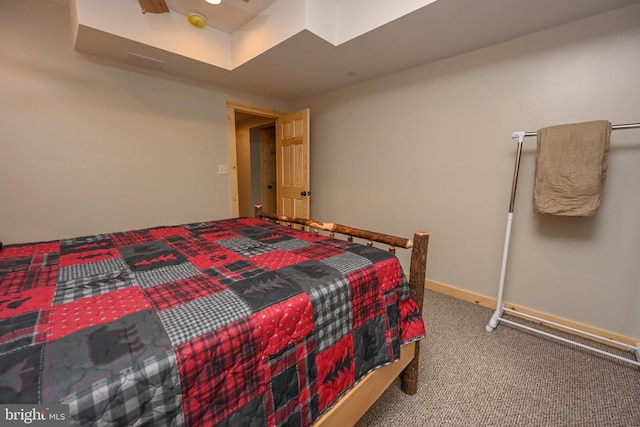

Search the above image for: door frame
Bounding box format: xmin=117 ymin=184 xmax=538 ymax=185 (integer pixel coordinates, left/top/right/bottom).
xmin=226 ymin=101 xmax=286 ymax=217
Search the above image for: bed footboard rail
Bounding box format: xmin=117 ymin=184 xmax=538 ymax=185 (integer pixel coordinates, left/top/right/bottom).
xmin=254 ymin=205 xmax=429 ymax=395
xmin=254 ymin=205 xmax=414 ymax=250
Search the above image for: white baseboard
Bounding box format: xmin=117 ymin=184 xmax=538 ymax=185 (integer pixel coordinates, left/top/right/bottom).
xmin=425 ymin=279 xmax=639 ymax=349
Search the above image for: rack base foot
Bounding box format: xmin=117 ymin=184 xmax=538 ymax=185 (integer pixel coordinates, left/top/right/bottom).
xmin=485 ymin=309 xmax=503 ymax=332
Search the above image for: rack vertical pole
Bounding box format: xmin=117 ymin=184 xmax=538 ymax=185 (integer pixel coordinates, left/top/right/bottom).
xmin=486 ymin=132 xmax=525 ymax=332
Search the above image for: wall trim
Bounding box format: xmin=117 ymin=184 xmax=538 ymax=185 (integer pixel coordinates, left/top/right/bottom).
xmin=425 ymin=279 xmax=639 ymax=348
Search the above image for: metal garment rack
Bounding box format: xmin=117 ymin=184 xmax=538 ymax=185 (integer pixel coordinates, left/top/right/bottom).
xmin=485 ymin=122 xmax=640 ymax=368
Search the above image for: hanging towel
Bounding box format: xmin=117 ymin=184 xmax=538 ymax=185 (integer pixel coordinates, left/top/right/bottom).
xmin=533 ymin=120 xmax=612 ymax=216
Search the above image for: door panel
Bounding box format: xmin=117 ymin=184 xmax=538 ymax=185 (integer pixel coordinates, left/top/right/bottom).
xmin=276 ymin=109 xmax=310 ymax=218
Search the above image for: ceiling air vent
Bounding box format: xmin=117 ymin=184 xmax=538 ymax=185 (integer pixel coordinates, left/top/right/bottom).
xmin=124 ymin=52 xmax=166 ymax=70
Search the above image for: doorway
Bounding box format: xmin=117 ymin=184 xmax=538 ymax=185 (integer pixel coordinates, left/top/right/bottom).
xmin=227 ymin=101 xmax=311 ymax=218
xmin=236 ymin=117 xmax=275 ymax=217
xmin=226 ymin=101 xmax=284 ymax=217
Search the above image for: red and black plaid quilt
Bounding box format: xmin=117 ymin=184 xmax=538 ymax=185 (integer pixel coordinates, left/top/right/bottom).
xmin=0 ymin=217 xmax=425 ymax=426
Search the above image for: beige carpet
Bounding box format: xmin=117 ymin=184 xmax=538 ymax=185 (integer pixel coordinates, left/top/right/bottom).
xmin=356 ymin=290 xmax=640 ymax=426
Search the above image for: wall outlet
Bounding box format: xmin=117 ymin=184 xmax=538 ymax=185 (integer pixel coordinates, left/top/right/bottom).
xmin=218 ymin=164 xmax=229 ymax=175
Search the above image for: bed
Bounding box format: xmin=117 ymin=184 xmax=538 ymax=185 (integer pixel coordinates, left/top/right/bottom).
xmin=0 ymin=206 xmax=428 ymax=426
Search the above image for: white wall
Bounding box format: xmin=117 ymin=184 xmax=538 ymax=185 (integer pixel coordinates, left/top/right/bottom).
xmin=0 ymin=0 xmax=289 ymax=244
xmin=1 ymin=0 xmax=638 ymax=339
xmin=300 ymin=4 xmax=640 ymax=338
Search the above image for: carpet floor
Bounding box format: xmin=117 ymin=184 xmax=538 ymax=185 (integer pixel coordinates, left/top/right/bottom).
xmin=356 ymin=290 xmax=640 ymax=426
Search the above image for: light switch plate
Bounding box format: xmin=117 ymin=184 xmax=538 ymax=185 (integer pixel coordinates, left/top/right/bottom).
xmin=218 ymin=164 xmax=229 ymax=175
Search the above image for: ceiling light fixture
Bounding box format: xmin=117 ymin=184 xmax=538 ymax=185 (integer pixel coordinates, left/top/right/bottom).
xmin=188 ymin=13 xmax=207 ymax=28
xmin=205 ymin=0 xmax=221 ymax=4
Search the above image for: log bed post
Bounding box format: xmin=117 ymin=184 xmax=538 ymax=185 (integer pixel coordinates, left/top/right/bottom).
xmin=400 ymin=231 xmax=429 ymax=395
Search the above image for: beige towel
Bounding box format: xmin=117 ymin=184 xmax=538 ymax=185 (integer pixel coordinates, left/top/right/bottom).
xmin=533 ymin=120 xmax=612 ymax=216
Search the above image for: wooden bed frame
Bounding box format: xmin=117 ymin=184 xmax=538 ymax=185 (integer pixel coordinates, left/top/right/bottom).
xmin=254 ymin=205 xmax=429 ymax=426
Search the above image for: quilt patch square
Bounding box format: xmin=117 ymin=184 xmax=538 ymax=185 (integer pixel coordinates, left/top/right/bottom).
xmin=44 ymin=287 xmax=151 ymax=341
xmin=0 ymin=287 xmax=55 ymax=322
xmin=148 ymin=226 xmax=190 ymax=240
xmin=109 ymin=230 xmax=157 ymax=247
xmin=176 ymin=317 xmax=264 ymax=426
xmin=202 ymin=267 xmax=236 ymax=286
xmin=43 ymin=310 xmax=173 ymax=400
xmin=271 ymin=353 xmax=299 ymax=411
xmin=320 ymin=238 xmax=355 ymax=251
xmin=228 ymin=271 xmax=303 ymax=313
xmin=292 ymin=243 xmax=344 ymax=261
xmin=134 ymin=262 xmax=202 ymax=289
xmin=370 ymin=257 xmax=405 ymax=293
xmin=58 ymin=258 xmax=129 ymax=282
xmin=347 ymin=243 xmax=397 ymax=263
xmin=45 ymin=311 xmax=181 ymax=426
xmin=304 ymin=275 xmax=352 ymax=352
xmin=143 ymin=274 xmax=227 ymax=311
xmin=218 ymin=396 xmax=267 ymax=427
xmin=347 ymin=265 xmax=383 ymax=329
xmin=257 ymin=233 xmax=295 ymax=246
xmin=0 ymin=241 xmax=59 ymax=259
xmin=272 ymin=238 xmax=313 ymax=252
xmin=399 ymin=297 xmax=426 ymax=344
xmin=197 ymin=230 xmax=242 ymax=242
xmin=254 ymin=295 xmax=314 ymax=357
xmin=119 ymin=241 xmax=187 ymax=272
xmin=60 ymin=234 xmax=112 ymax=255
xmin=279 ymin=260 xmax=344 ymax=292
xmin=320 ymin=251 xmax=371 ymax=276
xmin=64 ymin=350 xmax=183 ymax=426
xmin=249 ymin=250 xmax=307 ymax=271
xmin=53 ymin=269 xmax=136 ymax=305
xmin=217 ymin=237 xmax=274 ymax=258
xmin=316 ymin=333 xmax=354 ymax=413
xmin=234 ymin=225 xmax=280 ymax=241
xmin=274 ymin=226 xmax=326 ymax=243
xmin=0 ymin=253 xmax=58 ymax=295
xmin=267 ymin=338 xmax=319 ymax=426
xmin=59 ymin=248 xmax=121 ymax=268
xmin=220 ymin=260 xmax=266 ymax=281
xmin=352 ymin=315 xmax=389 ymax=379
xmin=0 ymin=311 xmax=40 ymax=356
xmin=187 ymin=247 xmax=244 ymax=272
xmin=0 ymin=344 xmax=44 ymax=403
xmin=164 ymin=234 xmax=222 ymax=259
xmin=158 ymin=289 xmax=252 ymax=346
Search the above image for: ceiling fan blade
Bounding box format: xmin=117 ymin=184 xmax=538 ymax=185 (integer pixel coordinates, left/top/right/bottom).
xmin=138 ymin=0 xmax=169 ymax=14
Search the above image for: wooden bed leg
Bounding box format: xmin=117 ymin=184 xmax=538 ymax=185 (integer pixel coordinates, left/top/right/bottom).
xmin=400 ymin=231 xmax=429 ymax=395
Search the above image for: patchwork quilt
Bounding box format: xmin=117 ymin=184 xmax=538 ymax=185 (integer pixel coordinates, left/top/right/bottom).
xmin=0 ymin=217 xmax=426 ymax=426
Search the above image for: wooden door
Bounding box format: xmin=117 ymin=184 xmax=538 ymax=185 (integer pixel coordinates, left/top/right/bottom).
xmin=276 ymin=109 xmax=310 ymax=218
xmin=260 ymin=128 xmax=277 ymax=214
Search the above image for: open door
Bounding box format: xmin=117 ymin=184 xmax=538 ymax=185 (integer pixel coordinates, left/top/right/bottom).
xmin=227 ymin=102 xmax=310 ymax=218
xmin=276 ymin=109 xmax=310 ymax=218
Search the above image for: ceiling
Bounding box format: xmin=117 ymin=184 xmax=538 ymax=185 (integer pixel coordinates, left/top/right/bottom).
xmin=165 ymin=0 xmax=278 ymax=34
xmin=70 ymin=0 xmax=640 ymax=103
